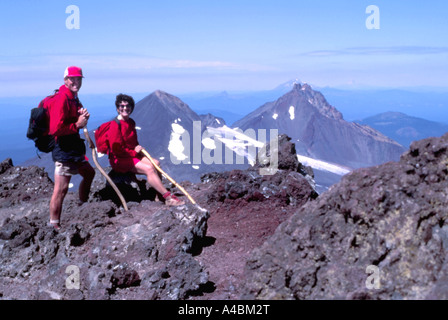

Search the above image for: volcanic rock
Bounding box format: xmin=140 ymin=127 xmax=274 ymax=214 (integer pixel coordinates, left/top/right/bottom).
xmin=184 ymin=134 xmax=319 ymax=299
xmin=0 ymin=162 xmax=210 ymax=299
xmin=6 ymin=130 xmax=447 ymax=300
xmin=241 ymin=132 xmax=448 ymax=299
xmin=202 ymin=133 xmax=317 ymax=205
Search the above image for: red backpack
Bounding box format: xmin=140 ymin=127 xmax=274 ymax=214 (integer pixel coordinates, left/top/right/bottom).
xmin=94 ymin=118 xmax=121 ymax=154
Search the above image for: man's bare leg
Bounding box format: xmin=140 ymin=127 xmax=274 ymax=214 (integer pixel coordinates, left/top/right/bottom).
xmin=49 ymin=174 xmax=71 ymax=229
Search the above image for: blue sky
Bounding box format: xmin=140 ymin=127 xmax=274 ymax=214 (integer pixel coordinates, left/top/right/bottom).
xmin=0 ymin=0 xmax=447 ymax=96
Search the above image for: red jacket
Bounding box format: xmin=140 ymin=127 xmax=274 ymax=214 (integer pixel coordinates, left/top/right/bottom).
xmin=49 ymin=85 xmax=83 ymax=137
xmin=108 ymin=117 xmax=140 ymax=159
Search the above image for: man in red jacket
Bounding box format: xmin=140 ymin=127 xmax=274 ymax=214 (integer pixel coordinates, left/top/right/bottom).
xmin=48 ymin=66 xmax=95 ymax=230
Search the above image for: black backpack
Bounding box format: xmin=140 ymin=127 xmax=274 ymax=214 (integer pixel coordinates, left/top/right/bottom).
xmin=26 ymin=90 xmax=59 ymax=153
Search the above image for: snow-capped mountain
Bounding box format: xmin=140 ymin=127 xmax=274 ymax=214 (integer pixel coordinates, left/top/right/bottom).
xmin=233 ymin=83 xmax=407 ymax=170
xmin=132 ymin=90 xmax=317 ymax=184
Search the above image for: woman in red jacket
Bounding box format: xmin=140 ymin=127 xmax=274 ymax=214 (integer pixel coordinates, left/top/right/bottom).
xmin=107 ymin=94 xmax=184 ymax=206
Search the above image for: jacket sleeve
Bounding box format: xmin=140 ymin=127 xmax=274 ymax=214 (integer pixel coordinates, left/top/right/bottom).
xmin=109 ymin=121 xmax=139 ymax=158
xmin=49 ymin=94 xmax=79 ymax=136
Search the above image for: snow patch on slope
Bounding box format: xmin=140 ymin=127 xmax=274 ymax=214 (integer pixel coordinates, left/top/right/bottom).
xmin=206 ymin=125 xmax=264 ymax=165
xmin=297 ymin=154 xmax=351 ymax=176
xmin=289 ymin=106 xmax=295 ymax=120
xmin=168 ymin=122 xmax=188 ymax=161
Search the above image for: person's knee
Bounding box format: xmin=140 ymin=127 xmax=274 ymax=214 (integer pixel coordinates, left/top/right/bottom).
xmin=143 ymin=164 xmax=156 ymax=175
xmin=86 ymin=166 xmax=95 ymax=181
xmin=80 ymin=164 xmax=95 ymax=182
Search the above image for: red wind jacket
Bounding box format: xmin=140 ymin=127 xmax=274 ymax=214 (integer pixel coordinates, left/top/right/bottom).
xmin=49 ymin=85 xmax=83 ymax=137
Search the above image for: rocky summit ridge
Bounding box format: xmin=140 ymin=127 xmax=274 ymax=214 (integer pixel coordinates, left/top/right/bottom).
xmin=241 ymin=132 xmax=448 ymax=300
xmin=1 ymin=132 xmax=448 ymax=300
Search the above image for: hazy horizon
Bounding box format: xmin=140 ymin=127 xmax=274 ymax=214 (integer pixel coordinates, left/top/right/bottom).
xmin=1 ymin=1 xmax=447 ymax=97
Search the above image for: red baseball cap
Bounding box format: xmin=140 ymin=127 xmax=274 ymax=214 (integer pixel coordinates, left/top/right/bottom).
xmin=64 ymin=66 xmax=84 ymax=78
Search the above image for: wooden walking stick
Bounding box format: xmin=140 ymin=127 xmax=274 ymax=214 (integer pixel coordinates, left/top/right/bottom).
xmin=140 ymin=148 xmax=204 ymax=210
xmin=83 ymin=127 xmax=129 ymax=211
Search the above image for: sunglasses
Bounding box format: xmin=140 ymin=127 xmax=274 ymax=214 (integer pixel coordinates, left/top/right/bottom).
xmin=118 ymin=104 xmax=132 ymax=109
xmin=67 ymin=77 xmax=82 ymax=83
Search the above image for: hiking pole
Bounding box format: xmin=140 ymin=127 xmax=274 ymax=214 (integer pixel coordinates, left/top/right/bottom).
xmin=83 ymin=127 xmax=129 ymax=211
xmin=140 ymin=148 xmax=205 ymax=210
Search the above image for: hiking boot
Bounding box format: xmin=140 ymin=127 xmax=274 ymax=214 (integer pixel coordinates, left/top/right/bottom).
xmin=165 ymin=194 xmax=185 ymax=206
xmin=49 ymin=219 xmax=61 ymax=231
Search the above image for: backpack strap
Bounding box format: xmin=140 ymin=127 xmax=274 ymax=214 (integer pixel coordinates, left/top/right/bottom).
xmin=106 ymin=117 xmax=122 ymax=155
xmin=113 ymin=117 xmax=121 ymax=137
xmin=113 ymin=117 xmax=121 ymax=128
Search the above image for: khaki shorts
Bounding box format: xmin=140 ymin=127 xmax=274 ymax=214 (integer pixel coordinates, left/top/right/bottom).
xmin=54 ymin=161 xmax=88 ymax=176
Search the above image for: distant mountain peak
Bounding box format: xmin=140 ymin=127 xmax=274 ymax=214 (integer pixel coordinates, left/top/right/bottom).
xmin=286 ymin=82 xmax=343 ymax=120
xmin=292 ymin=82 xmax=312 ymax=92
xmin=371 ymin=111 xmax=408 ymax=120
xmin=152 ymin=89 xmax=178 ymax=101
xmin=275 ymin=79 xmax=304 ymax=91
xmin=357 ymin=111 xmax=448 ymax=147
xmin=147 ymin=90 xmax=193 ymax=112
xmin=133 ymin=90 xmax=201 ymax=130
xmin=234 ymin=83 xmax=406 ymax=169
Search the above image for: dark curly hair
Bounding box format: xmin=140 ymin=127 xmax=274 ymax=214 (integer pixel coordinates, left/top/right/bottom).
xmin=115 ymin=93 xmax=135 ymax=110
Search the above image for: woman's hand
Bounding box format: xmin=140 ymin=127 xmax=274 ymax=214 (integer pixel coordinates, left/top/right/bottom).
xmin=135 ymin=145 xmax=143 ymax=153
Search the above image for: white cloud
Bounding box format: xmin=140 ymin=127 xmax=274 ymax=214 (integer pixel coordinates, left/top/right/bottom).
xmin=0 ymin=53 xmax=271 ymax=75
xmin=302 ymin=46 xmax=448 ymax=57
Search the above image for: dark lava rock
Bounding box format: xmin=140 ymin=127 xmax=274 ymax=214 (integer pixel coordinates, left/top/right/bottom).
xmin=241 ymin=132 xmax=448 ymax=300
xmin=94 ymin=170 xmax=160 ymax=205
xmin=0 ymin=158 xmax=13 ymax=175
xmin=0 ymin=161 xmax=210 ymax=299
xmin=256 ymin=134 xmax=314 ymax=175
xmin=185 ymin=134 xmax=320 ymax=299
xmin=0 ymin=161 xmax=53 ymax=209
xmin=202 ymin=134 xmax=318 ymax=205
xmin=5 ymin=131 xmax=447 ymax=301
